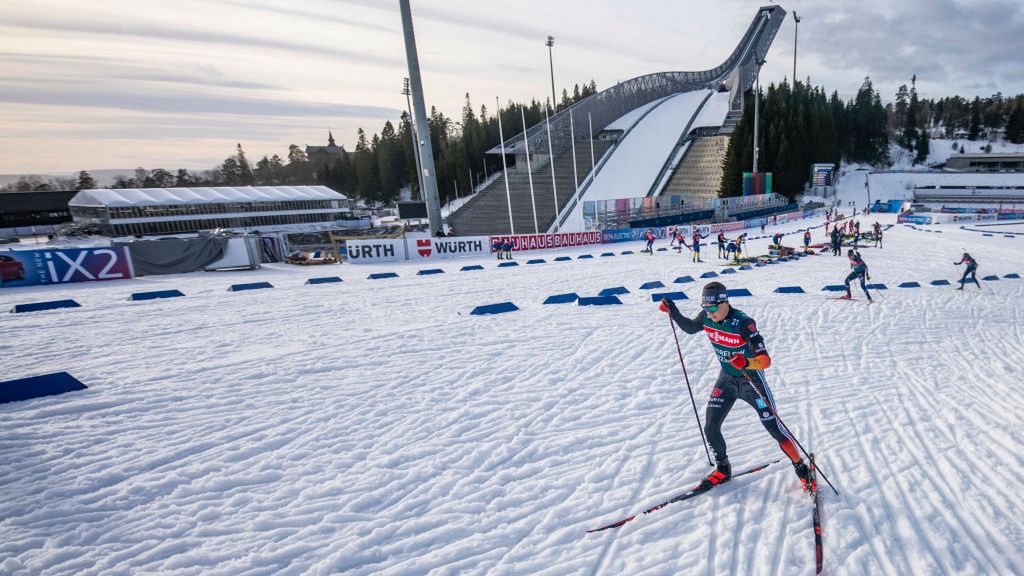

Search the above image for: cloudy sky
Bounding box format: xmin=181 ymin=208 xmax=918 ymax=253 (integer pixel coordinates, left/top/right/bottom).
xmin=1 ymin=0 xmax=1022 ymax=175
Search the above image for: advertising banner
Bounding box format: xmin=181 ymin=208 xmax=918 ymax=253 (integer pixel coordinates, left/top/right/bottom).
xmin=405 ymin=236 xmax=489 ymax=260
xmin=490 ymin=232 xmax=603 ymax=252
xmin=0 ymin=247 xmax=134 ymax=288
xmin=601 ymin=228 xmax=668 ymax=244
xmin=345 ymin=238 xmax=407 ymax=263
xmin=898 ymin=214 xmax=933 ymax=225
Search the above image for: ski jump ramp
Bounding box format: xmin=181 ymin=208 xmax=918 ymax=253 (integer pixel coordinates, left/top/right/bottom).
xmin=467 ymin=5 xmax=785 ymax=235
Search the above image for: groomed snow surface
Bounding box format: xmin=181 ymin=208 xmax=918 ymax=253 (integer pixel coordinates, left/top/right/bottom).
xmin=3 ymin=209 xmax=1024 ymax=574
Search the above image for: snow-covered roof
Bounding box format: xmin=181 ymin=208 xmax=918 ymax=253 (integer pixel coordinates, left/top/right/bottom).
xmin=69 ymin=186 xmax=346 ymax=208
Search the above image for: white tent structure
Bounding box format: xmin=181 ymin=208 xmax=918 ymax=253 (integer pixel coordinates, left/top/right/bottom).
xmin=69 ymin=186 xmax=352 ymax=236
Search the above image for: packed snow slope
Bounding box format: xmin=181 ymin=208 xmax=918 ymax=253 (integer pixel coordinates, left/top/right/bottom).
xmin=2 ymin=214 xmax=1024 ymax=575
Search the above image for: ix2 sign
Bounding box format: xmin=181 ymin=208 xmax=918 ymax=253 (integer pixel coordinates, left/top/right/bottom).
xmin=0 ymin=247 xmax=135 ymax=288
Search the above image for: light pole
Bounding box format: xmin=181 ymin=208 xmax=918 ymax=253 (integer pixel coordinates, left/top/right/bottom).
xmin=546 ymin=36 xmax=557 ymax=112
xmin=793 ymin=12 xmax=801 ymax=87
xmin=402 ymin=77 xmax=425 ymax=200
xmin=398 ymin=0 xmax=443 ymax=234
xmin=752 ymin=58 xmax=765 ymax=177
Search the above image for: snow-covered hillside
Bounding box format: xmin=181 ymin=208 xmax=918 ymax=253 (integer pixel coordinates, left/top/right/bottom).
xmin=2 ymin=195 xmax=1023 ymax=574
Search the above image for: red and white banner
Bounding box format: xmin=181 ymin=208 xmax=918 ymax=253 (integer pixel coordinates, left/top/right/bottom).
xmin=405 ymin=236 xmax=490 ymax=260
xmin=490 ymin=232 xmax=603 ymax=252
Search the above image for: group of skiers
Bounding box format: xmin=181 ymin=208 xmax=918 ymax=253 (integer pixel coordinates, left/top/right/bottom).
xmin=491 ymin=239 xmax=514 ymax=259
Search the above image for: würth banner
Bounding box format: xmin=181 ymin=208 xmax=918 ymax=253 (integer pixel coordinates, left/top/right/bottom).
xmin=489 ymin=232 xmax=603 ymax=253
xmin=406 ymin=236 xmax=489 ymax=260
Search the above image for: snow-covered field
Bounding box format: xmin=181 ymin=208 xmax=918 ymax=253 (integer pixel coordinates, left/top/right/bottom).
xmin=3 ymin=195 xmax=1024 ymax=574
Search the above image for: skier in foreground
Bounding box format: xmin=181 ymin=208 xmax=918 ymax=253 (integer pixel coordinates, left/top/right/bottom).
xmin=841 ymin=249 xmax=872 ymax=302
xmin=955 ymin=252 xmax=981 ymax=290
xmin=660 ymin=282 xmax=811 ymax=491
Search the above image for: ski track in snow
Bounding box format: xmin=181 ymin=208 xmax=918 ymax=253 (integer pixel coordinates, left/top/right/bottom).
xmin=2 ymin=211 xmax=1024 ymax=575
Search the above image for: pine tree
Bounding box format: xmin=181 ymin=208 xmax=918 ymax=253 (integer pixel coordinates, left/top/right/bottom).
xmin=969 ymin=97 xmax=982 ymax=140
xmin=914 ymin=130 xmax=930 ymax=165
xmin=75 ymin=171 xmax=97 ymax=190
xmin=1005 ymin=96 xmax=1024 ymax=144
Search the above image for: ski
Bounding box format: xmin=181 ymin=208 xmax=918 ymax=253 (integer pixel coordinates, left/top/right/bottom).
xmin=810 ymin=453 xmax=824 ymax=574
xmin=587 ymin=459 xmax=780 ymax=533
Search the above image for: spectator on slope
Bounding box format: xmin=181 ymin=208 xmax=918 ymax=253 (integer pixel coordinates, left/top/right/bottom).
xmin=830 ymin=226 xmax=843 ymax=256
xmin=954 ymin=253 xmax=981 ymax=290
xmin=660 ymin=283 xmax=812 ymax=491
xmin=841 ymin=249 xmax=872 ymax=302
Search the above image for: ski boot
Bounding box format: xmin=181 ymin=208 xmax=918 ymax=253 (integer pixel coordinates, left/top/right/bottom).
xmin=698 ymin=458 xmax=732 ymax=490
xmin=794 ymin=460 xmax=815 ymax=492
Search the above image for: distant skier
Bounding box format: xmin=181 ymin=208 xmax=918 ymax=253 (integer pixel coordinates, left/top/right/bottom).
xmin=644 ymin=229 xmax=656 ymax=254
xmin=691 ymin=229 xmax=705 ymax=263
xmin=830 ymin=226 xmax=842 ymax=256
xmin=492 ymin=239 xmax=504 ymax=260
xmin=717 ymin=231 xmax=727 ymax=259
xmin=841 ymin=249 xmax=872 ymax=302
xmin=668 ymin=226 xmax=677 ymax=248
xmin=674 ymin=229 xmax=688 ymax=253
xmin=873 ymin=222 xmax=883 ymax=248
xmin=954 ymin=252 xmax=980 ymax=290
xmin=772 ymin=232 xmax=783 ymax=249
xmin=660 ymin=283 xmax=811 ymax=491
xmin=502 ymin=239 xmax=514 ymax=259
xmin=726 ymin=238 xmax=741 ymax=263
xmin=803 ymin=230 xmax=811 ymax=252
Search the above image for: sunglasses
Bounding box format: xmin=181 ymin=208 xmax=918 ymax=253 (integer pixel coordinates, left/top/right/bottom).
xmin=702 ymin=303 xmax=724 ymax=312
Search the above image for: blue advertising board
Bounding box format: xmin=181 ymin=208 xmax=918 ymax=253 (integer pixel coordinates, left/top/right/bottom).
xmin=897 ymin=214 xmax=933 ymax=225
xmin=601 ymin=227 xmax=667 ymax=244
xmin=0 ymin=247 xmax=134 ymax=288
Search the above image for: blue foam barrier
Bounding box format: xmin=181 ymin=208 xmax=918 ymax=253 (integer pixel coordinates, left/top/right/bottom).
xmin=983 ymin=233 xmax=993 ymax=237
xmin=657 ymin=248 xmax=668 ymax=252
xmin=578 ymin=296 xmax=622 ymax=306
xmin=674 ymin=276 xmax=695 ymax=283
xmin=599 ymin=286 xmax=630 ymax=297
xmin=460 ymin=265 xmax=484 ymax=271
xmin=822 ymin=285 xmax=847 ymax=292
xmin=739 ymin=265 xmax=753 ymax=270
xmin=639 ymin=281 xmax=665 ymax=290
xmin=601 ymin=252 xmax=615 ymax=257
xmin=651 ymin=291 xmax=688 ymax=302
xmin=470 ymin=302 xmax=519 ymax=315
xmin=543 ymin=293 xmax=579 ymax=305
xmin=577 ymin=254 xmax=594 ymax=259
xmin=554 ymin=256 xmax=572 ymax=262
xmin=898 ymin=282 xmax=921 ymax=288
xmin=1005 ymin=235 xmax=1015 ymax=239
xmin=11 ymin=299 xmax=82 ymax=313
xmin=228 ymin=282 xmax=274 ymax=291
xmin=700 ymin=271 xmax=718 ymax=278
xmin=621 ymin=251 xmax=634 ymax=255
xmin=774 ymin=286 xmax=805 ymax=294
xmin=527 ymin=259 xmax=546 ymax=264
xmin=417 ymin=269 xmax=444 ymax=275
xmin=1 ymin=371 xmax=87 ymax=404
xmin=367 ymin=273 xmax=399 ymax=280
xmin=930 ymin=279 xmax=951 ymax=286
xmin=755 ymin=262 xmax=765 ymax=267
xmin=306 ymin=277 xmax=342 ymax=285
xmin=982 ymin=275 xmax=999 ymax=281
xmin=130 ymin=289 xmax=185 ymax=301
xmin=865 ymin=284 xmax=888 ymax=290
xmin=1005 ymin=273 xmax=1020 ymax=279
xmin=720 ymin=268 xmax=737 ymax=274
xmin=725 ymin=288 xmax=753 ymax=297
xmin=497 ymin=261 xmax=519 ymax=267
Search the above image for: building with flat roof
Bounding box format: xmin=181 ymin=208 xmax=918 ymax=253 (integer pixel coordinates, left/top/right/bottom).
xmin=945 ymin=152 xmax=1024 ymax=172
xmin=69 ymin=186 xmax=354 ymax=236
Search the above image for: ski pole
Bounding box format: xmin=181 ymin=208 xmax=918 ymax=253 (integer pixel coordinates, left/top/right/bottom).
xmin=667 ymin=314 xmax=714 ymax=467
xmin=737 ymin=370 xmax=839 ymax=495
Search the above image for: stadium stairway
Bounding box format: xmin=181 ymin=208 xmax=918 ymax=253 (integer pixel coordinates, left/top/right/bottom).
xmin=448 ymin=140 xmax=613 ymax=236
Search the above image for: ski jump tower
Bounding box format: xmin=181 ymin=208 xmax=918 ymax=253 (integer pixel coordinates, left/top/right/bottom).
xmin=448 ymin=5 xmax=786 ymax=235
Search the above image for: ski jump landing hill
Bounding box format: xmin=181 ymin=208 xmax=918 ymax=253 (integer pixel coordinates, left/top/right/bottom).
xmin=448 ymin=5 xmax=786 ymax=236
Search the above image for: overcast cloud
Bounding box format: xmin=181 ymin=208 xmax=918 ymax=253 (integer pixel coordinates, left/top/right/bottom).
xmin=1 ymin=0 xmax=1022 ymax=174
